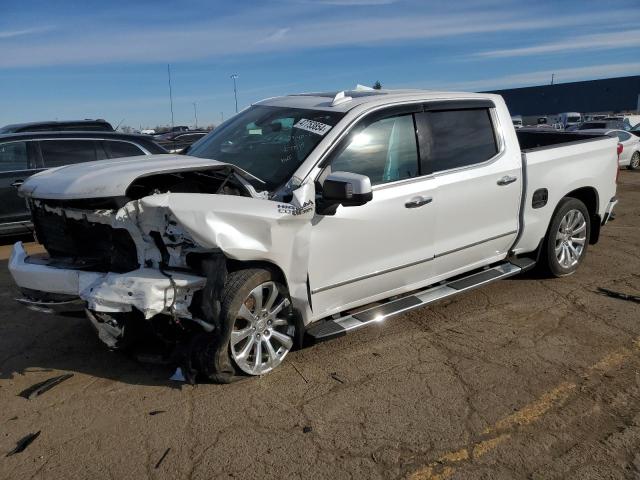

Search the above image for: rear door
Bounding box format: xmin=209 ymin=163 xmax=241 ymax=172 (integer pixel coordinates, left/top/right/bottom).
xmin=0 ymin=140 xmax=39 ymax=224
xmin=38 ymin=139 xmax=98 ymax=168
xmin=417 ymin=101 xmax=522 ymax=279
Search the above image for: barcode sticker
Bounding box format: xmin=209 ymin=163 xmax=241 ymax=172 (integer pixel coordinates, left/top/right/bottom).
xmin=293 ymin=118 xmax=332 ymax=136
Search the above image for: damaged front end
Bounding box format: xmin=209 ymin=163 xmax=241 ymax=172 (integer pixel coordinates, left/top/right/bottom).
xmin=10 ymin=165 xmax=315 ymax=360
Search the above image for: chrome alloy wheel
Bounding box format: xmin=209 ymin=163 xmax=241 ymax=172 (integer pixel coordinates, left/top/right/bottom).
xmin=230 ymin=281 xmax=294 ymax=375
xmin=555 ymin=209 xmax=587 ymax=268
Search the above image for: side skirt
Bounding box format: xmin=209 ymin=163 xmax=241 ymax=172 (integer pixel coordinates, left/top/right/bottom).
xmin=305 ymin=258 xmax=535 ymax=343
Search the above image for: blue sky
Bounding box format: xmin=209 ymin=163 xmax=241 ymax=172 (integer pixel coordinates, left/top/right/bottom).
xmin=1 ymin=0 xmax=639 ymax=129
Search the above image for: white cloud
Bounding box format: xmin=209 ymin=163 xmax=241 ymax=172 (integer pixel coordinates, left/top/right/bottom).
xmin=1 ymin=8 xmax=638 ymax=68
xmin=475 ymin=30 xmax=640 ymax=58
xmin=0 ymin=26 xmax=53 ymax=40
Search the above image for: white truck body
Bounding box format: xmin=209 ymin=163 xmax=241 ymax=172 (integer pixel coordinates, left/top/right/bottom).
xmin=8 ymin=89 xmax=619 ymax=378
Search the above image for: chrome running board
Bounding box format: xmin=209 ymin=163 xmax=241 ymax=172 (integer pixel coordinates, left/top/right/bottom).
xmin=305 ymin=259 xmax=534 ymax=342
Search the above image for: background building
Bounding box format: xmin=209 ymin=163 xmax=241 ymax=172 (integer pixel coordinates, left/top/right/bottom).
xmin=485 ymin=75 xmax=640 ymax=124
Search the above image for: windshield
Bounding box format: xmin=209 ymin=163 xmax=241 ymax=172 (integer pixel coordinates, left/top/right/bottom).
xmin=567 ymin=116 xmax=581 ymax=123
xmin=188 ymin=105 xmax=345 ymax=190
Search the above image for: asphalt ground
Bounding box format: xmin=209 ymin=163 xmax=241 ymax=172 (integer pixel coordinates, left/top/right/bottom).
xmin=1 ymin=170 xmax=639 ymax=480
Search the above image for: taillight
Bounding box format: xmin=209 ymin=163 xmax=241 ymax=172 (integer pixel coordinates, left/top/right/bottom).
xmin=615 ymin=143 xmax=621 ymax=183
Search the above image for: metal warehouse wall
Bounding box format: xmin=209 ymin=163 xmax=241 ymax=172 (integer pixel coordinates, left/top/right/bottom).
xmin=484 ymin=75 xmax=640 ymax=116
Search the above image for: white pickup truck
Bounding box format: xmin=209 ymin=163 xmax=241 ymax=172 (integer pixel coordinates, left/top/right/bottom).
xmin=9 ymin=88 xmax=618 ymax=382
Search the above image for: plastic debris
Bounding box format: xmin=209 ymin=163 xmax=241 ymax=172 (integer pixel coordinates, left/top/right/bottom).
xmin=19 ymin=374 xmax=73 ymax=400
xmin=303 ymin=426 xmax=312 ymax=433
xmin=169 ymin=367 xmax=186 ymax=382
xmin=149 ymin=410 xmax=166 ymax=416
xmin=6 ymin=431 xmax=41 ymax=457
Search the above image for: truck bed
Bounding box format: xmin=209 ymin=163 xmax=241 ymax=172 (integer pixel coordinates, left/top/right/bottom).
xmin=516 ymin=130 xmax=604 ymax=151
xmin=513 ymin=131 xmax=618 ymax=255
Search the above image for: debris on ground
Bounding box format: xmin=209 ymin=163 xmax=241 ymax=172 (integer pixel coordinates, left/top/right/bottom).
xmin=149 ymin=410 xmax=166 ymax=416
xmin=169 ymin=368 xmax=186 ymax=382
xmin=330 ymin=372 xmax=345 ymax=384
xmin=155 ymin=448 xmax=171 ymax=469
xmin=19 ymin=374 xmax=73 ymax=400
xmin=597 ymin=287 xmax=640 ymax=304
xmin=303 ymin=426 xmax=313 ymax=433
xmin=6 ymin=431 xmax=41 ymax=457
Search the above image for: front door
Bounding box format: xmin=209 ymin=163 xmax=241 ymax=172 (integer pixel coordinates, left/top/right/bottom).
xmin=308 ymin=109 xmax=437 ymax=319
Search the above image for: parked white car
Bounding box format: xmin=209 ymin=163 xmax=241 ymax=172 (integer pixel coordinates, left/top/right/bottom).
xmin=578 ymin=129 xmax=640 ymax=170
xmin=9 ymin=89 xmax=619 ymax=382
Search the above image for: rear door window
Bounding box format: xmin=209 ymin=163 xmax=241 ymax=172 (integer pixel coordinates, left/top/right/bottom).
xmin=0 ymin=141 xmax=29 ymax=171
xmin=105 ymin=141 xmax=145 ymax=158
xmin=40 ymin=140 xmax=98 ymax=167
xmin=416 ymin=108 xmax=498 ymax=174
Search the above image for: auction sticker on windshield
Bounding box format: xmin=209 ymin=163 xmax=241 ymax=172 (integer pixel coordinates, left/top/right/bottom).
xmin=294 ymin=119 xmax=332 ymax=136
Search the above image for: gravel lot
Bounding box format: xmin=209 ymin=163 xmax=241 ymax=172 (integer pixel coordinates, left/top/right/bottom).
xmin=1 ymin=171 xmax=639 ymax=480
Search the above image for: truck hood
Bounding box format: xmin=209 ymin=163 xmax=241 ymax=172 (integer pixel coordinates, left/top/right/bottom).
xmin=20 ymin=154 xmax=261 ymax=200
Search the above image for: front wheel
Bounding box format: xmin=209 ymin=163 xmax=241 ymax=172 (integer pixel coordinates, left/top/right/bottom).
xmin=542 ymin=197 xmax=590 ymax=277
xmin=196 ymin=268 xmax=295 ymax=382
xmin=628 ymin=151 xmax=640 ymax=170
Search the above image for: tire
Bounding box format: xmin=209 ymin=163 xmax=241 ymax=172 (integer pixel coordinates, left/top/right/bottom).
xmin=195 ymin=268 xmax=295 ymax=383
xmin=542 ymin=197 xmax=591 ymax=277
xmin=628 ymin=151 xmax=640 ymax=170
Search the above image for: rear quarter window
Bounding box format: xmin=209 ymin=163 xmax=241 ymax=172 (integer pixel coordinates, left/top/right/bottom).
xmin=105 ymin=141 xmax=145 ymax=158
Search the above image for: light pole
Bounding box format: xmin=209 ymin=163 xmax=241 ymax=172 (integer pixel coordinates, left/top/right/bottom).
xmin=230 ymin=74 xmax=239 ymax=113
xmin=192 ymin=102 xmax=198 ymax=129
xmin=167 ymin=64 xmax=175 ymax=129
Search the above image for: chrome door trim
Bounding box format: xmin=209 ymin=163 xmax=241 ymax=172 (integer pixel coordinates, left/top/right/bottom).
xmin=311 ymin=230 xmax=518 ymax=294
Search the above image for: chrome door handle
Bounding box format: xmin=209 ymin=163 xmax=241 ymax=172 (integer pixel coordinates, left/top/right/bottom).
xmin=405 ymin=196 xmax=433 ymax=208
xmin=11 ymin=179 xmax=24 ymax=188
xmin=497 ymin=175 xmax=517 ymax=186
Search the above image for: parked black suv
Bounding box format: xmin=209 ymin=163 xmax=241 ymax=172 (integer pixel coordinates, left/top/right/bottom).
xmin=0 ymin=119 xmax=114 ymax=134
xmin=154 ymin=130 xmax=209 ymax=153
xmin=0 ymin=131 xmax=166 ymax=234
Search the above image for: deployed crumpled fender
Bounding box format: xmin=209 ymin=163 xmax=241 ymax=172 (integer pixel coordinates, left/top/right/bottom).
xmin=134 ymin=182 xmax=316 ymax=323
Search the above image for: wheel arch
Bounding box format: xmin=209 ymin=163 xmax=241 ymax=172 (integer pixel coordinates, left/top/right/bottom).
xmin=563 ymin=186 xmax=600 ymax=244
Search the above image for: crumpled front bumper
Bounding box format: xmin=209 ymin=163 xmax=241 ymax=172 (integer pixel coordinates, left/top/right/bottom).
xmin=9 ymin=241 xmax=206 ymax=318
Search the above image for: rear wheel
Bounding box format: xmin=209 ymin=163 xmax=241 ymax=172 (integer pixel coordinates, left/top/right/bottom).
xmin=629 ymin=151 xmax=640 ymax=170
xmin=542 ymin=197 xmax=590 ymax=277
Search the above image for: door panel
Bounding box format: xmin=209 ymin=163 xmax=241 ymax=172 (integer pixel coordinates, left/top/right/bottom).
xmin=430 ymin=156 xmax=520 ymax=276
xmin=309 ymin=179 xmax=437 ymax=318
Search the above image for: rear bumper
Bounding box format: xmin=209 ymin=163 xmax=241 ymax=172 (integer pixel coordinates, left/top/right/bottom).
xmin=601 ymin=196 xmax=618 ymax=225
xmin=9 ymin=241 xmax=207 ymax=318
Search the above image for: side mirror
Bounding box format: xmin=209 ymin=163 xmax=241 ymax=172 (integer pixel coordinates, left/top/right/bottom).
xmin=320 ymin=171 xmax=372 ymax=214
